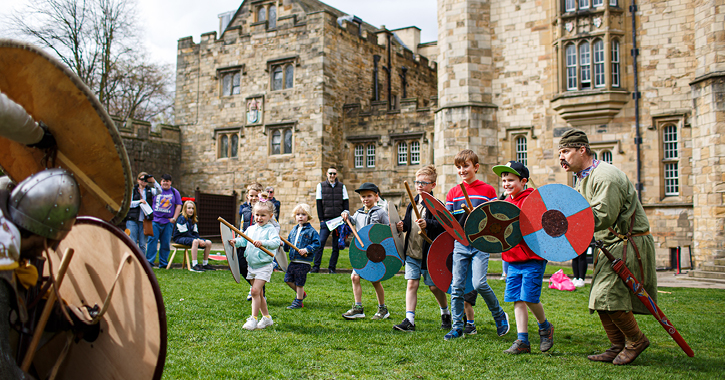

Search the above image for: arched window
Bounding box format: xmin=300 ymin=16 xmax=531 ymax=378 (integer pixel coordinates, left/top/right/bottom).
xmin=230 ymin=134 xmax=238 ymax=158
xmin=398 ymin=142 xmax=408 ymax=165
xmin=272 ymin=66 xmax=283 ymax=91
xmin=284 ymin=65 xmax=294 ymax=89
xmin=566 ymin=44 xmax=577 ymax=90
xmin=366 ymin=144 xmax=376 ymax=168
xmin=593 ymin=39 xmax=605 ymax=87
xmin=220 ymin=135 xmax=229 ymax=158
xmin=611 ymin=39 xmax=620 ymax=88
xmin=515 ymin=136 xmax=528 ymax=166
xmin=410 ymin=141 xmax=420 ymax=164
xmin=354 ymin=145 xmax=364 ymax=168
xmin=601 ymin=150 xmax=612 ymax=164
xmin=268 ymin=5 xmax=277 ymax=28
xmin=283 ymin=129 xmax=292 ymax=154
xmin=258 ymin=7 xmax=266 ymax=22
xmin=271 ymin=130 xmax=281 ymax=155
xmin=663 ymin=124 xmax=679 ymax=196
xmin=579 ymin=42 xmax=591 ymax=90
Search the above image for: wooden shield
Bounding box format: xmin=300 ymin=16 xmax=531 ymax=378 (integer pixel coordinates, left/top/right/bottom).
xmin=520 ymin=184 xmax=594 ymax=262
xmin=420 ymin=192 xmax=468 ymax=246
xmin=220 ymin=222 xmax=241 ymax=283
xmin=275 ymin=246 xmax=289 ymax=272
xmin=0 ymin=39 xmax=132 ymax=224
xmin=387 ymin=203 xmax=405 ymax=257
xmin=349 ymin=223 xmax=403 ymax=282
xmin=426 ymin=233 xmax=473 ymax=294
xmin=32 ymin=217 xmax=165 ymax=379
xmin=464 ymin=201 xmax=522 ymax=253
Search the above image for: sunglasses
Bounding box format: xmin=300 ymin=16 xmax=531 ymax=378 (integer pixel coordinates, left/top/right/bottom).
xmin=328 ymin=172 xmax=337 ymax=175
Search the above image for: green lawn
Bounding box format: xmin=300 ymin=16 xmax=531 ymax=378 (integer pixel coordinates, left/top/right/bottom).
xmin=156 ymin=248 xmax=722 ymax=379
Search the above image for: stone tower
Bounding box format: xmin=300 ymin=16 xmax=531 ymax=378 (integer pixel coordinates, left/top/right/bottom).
xmin=435 ymin=0 xmax=498 ymax=193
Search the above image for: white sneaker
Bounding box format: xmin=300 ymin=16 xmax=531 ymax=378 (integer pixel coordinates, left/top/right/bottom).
xmin=242 ymin=316 xmax=258 ymax=330
xmin=256 ymin=316 xmax=274 ymax=329
xmin=574 ymin=278 xmax=585 ymax=288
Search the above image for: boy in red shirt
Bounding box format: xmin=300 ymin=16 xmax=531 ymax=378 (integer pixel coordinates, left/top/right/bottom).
xmin=443 ymin=150 xmax=508 ymax=341
xmin=493 ymin=161 xmax=554 ymax=354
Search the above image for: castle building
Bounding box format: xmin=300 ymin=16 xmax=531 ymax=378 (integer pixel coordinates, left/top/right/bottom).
xmin=176 ymin=0 xmax=725 ymax=273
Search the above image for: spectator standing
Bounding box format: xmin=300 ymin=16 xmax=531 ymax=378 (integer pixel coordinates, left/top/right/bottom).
xmin=313 ymin=166 xmax=349 ymax=274
xmin=146 ymin=174 xmax=182 ymax=268
xmin=266 ymin=186 xmax=281 ymax=221
xmin=126 ymin=172 xmax=154 ymax=254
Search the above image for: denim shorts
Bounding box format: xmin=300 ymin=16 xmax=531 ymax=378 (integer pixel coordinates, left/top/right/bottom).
xmin=504 ymin=260 xmax=547 ymax=303
xmin=284 ymin=262 xmax=311 ymax=287
xmin=404 ymin=256 xmax=435 ymax=287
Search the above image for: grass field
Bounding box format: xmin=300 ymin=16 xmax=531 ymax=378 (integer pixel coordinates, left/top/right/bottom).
xmin=155 ymin=249 xmax=724 ymax=379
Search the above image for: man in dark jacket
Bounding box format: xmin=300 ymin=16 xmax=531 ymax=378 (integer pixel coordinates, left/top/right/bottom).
xmin=312 ymin=166 xmax=349 ymax=274
xmin=126 ymin=172 xmax=155 ymax=254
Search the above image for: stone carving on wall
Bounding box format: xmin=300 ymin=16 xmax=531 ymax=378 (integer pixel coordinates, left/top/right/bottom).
xmin=246 ymin=96 xmax=264 ymax=125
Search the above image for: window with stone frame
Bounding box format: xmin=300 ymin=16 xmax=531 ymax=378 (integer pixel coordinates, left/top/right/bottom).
xmin=600 ymin=149 xmax=613 ymax=164
xmin=221 ymin=71 xmax=241 ymax=96
xmin=270 ymin=126 xmax=293 ymax=155
xmin=268 ymin=57 xmax=297 ymax=91
xmin=215 ymin=129 xmax=240 ymax=159
xmin=366 ymin=144 xmax=376 ymax=168
xmin=515 ymin=136 xmax=528 ymax=166
xmin=564 ymin=38 xmax=618 ymax=91
xmin=565 ymin=0 xmax=613 ymax=11
xmin=354 ymin=145 xmax=365 ymax=168
xmin=397 ymin=141 xmax=408 ymax=165
xmin=662 ymin=124 xmax=679 ymax=196
xmin=256 ymin=2 xmax=277 ymax=29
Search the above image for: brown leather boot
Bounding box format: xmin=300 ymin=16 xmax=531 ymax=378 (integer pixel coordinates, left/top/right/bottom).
xmin=613 ymin=335 xmax=650 ymax=365
xmin=587 ymin=344 xmax=624 ymax=362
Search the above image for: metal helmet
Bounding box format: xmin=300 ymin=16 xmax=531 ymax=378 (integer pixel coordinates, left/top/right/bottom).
xmin=8 ymin=168 xmax=80 ymax=241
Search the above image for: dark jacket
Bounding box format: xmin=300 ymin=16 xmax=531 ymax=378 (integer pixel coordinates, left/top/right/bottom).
xmin=402 ymin=193 xmax=445 ymax=269
xmin=172 ymin=215 xmax=199 ymax=242
xmin=238 ymin=202 xmax=254 ymax=230
xmin=317 ymin=180 xmax=349 ymax=221
xmin=283 ymin=222 xmax=321 ymax=263
xmin=127 ymin=184 xmax=153 ymax=221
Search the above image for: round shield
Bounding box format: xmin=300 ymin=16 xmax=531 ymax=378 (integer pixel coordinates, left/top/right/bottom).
xmin=387 ymin=203 xmax=405 ymax=257
xmin=32 ymin=217 xmax=165 ymax=379
xmin=349 ymin=223 xmax=403 ymax=282
xmin=520 ymin=184 xmax=594 ymax=262
xmin=220 ymin=222 xmax=241 ymax=283
xmin=0 ymin=39 xmax=132 ymax=224
xmin=464 ymin=201 xmax=522 ymax=253
xmin=420 ymin=192 xmax=468 ymax=246
xmin=275 ymin=246 xmax=289 ymax=272
xmin=426 ymin=233 xmax=473 ymax=294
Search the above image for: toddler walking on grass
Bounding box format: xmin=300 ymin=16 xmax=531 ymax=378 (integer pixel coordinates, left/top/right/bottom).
xmin=228 ymin=198 xmax=280 ymax=330
xmin=283 ymin=203 xmax=320 ymax=309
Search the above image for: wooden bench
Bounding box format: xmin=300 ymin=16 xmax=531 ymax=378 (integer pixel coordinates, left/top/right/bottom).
xmin=167 ymin=243 xmax=192 ymax=270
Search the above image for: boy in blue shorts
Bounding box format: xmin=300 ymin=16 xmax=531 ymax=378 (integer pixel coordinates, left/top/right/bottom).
xmin=393 ymin=165 xmax=451 ymax=331
xmin=443 ymin=150 xmax=508 ymax=341
xmin=493 ymin=161 xmax=554 ymax=354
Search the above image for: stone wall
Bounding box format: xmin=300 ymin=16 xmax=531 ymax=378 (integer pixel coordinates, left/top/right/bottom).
xmin=116 ymin=118 xmax=184 ymax=194
xmin=175 ymin=1 xmax=438 ymax=228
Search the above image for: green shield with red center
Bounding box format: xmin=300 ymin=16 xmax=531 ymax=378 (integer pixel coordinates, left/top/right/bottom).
xmin=349 ymin=223 xmax=403 ymax=282
xmin=463 ymin=201 xmax=522 ymax=253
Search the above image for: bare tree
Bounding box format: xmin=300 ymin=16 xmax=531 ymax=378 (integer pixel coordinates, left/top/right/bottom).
xmin=7 ymin=0 xmax=173 ymax=123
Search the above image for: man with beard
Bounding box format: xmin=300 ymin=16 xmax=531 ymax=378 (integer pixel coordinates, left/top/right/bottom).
xmin=558 ymin=129 xmax=657 ymax=365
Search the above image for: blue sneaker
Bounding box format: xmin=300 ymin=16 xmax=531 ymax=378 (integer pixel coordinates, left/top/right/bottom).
xmin=444 ymin=328 xmax=463 ymax=341
xmin=495 ymin=312 xmax=510 ymax=337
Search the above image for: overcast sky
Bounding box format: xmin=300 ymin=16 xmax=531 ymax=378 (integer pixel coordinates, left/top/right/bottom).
xmin=1 ymin=0 xmax=438 ymax=67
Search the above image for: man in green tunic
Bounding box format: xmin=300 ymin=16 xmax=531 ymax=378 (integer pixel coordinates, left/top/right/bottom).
xmin=558 ymin=129 xmax=657 ymax=365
